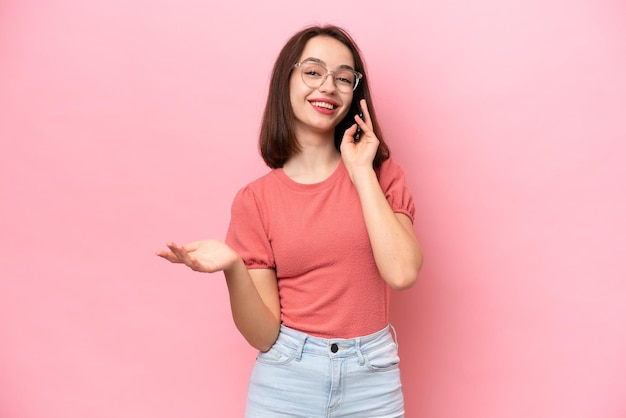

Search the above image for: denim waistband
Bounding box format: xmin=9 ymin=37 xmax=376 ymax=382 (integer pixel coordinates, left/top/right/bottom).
xmin=275 ymin=324 xmax=398 ymax=361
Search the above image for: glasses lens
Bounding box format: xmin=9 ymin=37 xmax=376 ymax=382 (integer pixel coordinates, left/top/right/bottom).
xmin=334 ymin=70 xmax=357 ymax=92
xmin=300 ymin=62 xmax=357 ymax=93
xmin=300 ymin=62 xmax=326 ymax=88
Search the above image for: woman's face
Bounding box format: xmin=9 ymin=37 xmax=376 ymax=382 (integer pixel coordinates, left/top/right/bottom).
xmin=289 ymin=36 xmax=355 ymax=138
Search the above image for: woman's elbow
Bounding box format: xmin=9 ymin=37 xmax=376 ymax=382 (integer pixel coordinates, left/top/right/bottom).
xmin=255 ymin=340 xmax=276 ymax=353
xmin=387 ymin=270 xmax=419 ymax=291
xmin=239 ymin=319 xmax=281 ymax=352
xmin=248 ymin=331 xmax=279 ymax=353
xmin=386 ymin=258 xmax=423 ymax=291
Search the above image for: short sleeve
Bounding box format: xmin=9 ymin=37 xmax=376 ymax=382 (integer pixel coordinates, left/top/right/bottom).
xmin=225 ymin=186 xmax=276 ymax=269
xmin=376 ymin=158 xmax=416 ymax=223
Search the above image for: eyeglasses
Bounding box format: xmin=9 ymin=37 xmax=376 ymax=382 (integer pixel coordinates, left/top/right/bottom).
xmin=294 ymin=60 xmax=363 ymax=93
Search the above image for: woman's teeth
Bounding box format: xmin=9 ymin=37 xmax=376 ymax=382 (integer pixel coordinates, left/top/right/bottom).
xmin=311 ymin=101 xmax=336 ymax=110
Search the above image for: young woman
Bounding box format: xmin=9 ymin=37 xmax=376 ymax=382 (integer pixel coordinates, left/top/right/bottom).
xmin=157 ymin=25 xmax=423 ymax=417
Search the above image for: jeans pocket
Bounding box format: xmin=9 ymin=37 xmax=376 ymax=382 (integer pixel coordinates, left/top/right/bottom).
xmin=363 ymin=340 xmax=400 ymax=372
xmin=256 ymin=341 xmax=297 ymax=366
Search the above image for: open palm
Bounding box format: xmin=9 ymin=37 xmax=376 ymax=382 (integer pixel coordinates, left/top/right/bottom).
xmin=156 ymin=240 xmax=239 ymax=273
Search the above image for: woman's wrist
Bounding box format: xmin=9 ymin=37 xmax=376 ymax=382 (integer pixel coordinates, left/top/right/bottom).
xmin=348 ymin=165 xmax=377 ymax=190
xmin=223 ymin=253 xmax=246 ymax=277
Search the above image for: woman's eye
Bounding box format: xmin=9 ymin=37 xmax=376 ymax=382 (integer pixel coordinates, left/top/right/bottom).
xmin=336 ymin=76 xmax=353 ymax=85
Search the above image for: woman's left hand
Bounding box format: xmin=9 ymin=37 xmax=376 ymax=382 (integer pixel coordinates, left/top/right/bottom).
xmin=339 ymin=99 xmax=379 ymax=179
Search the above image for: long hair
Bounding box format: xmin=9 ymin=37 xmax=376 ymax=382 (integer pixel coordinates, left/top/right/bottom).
xmin=259 ymin=25 xmax=390 ymax=169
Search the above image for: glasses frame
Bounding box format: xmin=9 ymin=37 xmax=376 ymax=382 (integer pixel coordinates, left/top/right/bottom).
xmin=294 ymin=60 xmax=363 ymax=92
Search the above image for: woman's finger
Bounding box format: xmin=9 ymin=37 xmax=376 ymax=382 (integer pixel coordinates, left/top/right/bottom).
xmin=156 ymin=250 xmax=182 ymax=263
xmin=359 ymin=99 xmax=371 ymax=126
xmin=167 ymin=242 xmax=195 ymax=266
xmin=343 ymin=123 xmax=358 ymax=143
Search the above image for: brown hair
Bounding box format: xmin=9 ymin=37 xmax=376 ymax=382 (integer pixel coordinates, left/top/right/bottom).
xmin=259 ymin=25 xmax=390 ymax=169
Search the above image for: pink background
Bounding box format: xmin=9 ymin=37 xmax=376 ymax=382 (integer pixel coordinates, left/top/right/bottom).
xmin=1 ymin=0 xmax=625 ymax=417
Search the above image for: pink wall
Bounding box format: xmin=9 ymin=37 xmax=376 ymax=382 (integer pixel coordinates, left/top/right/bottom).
xmin=1 ymin=1 xmax=625 ymax=417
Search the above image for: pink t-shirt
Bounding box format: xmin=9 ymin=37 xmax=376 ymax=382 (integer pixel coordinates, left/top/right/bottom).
xmin=225 ymin=157 xmax=415 ymax=339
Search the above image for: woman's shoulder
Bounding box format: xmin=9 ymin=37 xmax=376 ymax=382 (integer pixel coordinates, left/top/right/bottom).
xmin=235 ymin=167 xmax=277 ymax=188
xmin=232 ymin=169 xmax=282 ymax=201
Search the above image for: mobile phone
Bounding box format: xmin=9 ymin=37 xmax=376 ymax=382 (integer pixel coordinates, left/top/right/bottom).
xmin=335 ymin=97 xmax=364 ymax=148
xmin=354 ymin=106 xmax=364 ymax=142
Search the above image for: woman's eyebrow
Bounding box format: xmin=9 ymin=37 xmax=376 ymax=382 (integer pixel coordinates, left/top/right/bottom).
xmin=301 ymin=57 xmax=355 ymax=71
xmin=301 ymin=57 xmax=325 ymax=64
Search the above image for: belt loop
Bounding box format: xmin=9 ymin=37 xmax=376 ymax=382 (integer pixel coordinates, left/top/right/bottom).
xmin=389 ymin=323 xmax=399 ymax=348
xmin=355 ymin=338 xmax=365 ymax=365
xmin=295 ymin=333 xmax=307 ymax=361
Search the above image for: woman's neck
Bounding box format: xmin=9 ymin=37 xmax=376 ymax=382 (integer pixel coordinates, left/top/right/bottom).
xmin=282 ymin=136 xmax=341 ymax=184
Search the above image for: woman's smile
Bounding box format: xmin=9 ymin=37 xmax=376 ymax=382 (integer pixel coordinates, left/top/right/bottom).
xmin=309 ymin=99 xmax=339 ymax=114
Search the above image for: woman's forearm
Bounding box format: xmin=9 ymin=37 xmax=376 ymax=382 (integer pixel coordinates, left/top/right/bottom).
xmin=352 ymin=168 xmax=423 ymax=290
xmin=224 ymin=259 xmax=281 ymax=352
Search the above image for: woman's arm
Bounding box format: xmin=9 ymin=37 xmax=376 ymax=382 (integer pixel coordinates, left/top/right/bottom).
xmin=156 ymin=241 xmax=280 ymax=351
xmin=340 ymin=100 xmax=424 ymax=290
xmin=224 ymin=262 xmax=281 ymax=351
xmin=350 ymin=171 xmax=423 ymax=290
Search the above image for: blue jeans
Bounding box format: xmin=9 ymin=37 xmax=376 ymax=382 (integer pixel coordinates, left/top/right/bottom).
xmin=245 ymin=324 xmax=405 ymax=417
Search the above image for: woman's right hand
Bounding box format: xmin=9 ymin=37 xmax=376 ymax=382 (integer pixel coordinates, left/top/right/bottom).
xmin=156 ymin=240 xmax=241 ymax=273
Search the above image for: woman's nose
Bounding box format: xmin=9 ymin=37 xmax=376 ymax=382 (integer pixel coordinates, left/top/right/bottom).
xmin=318 ymin=73 xmax=337 ymax=93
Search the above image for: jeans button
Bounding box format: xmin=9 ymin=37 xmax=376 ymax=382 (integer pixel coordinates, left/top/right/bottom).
xmin=330 ymin=343 xmax=338 ymax=353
